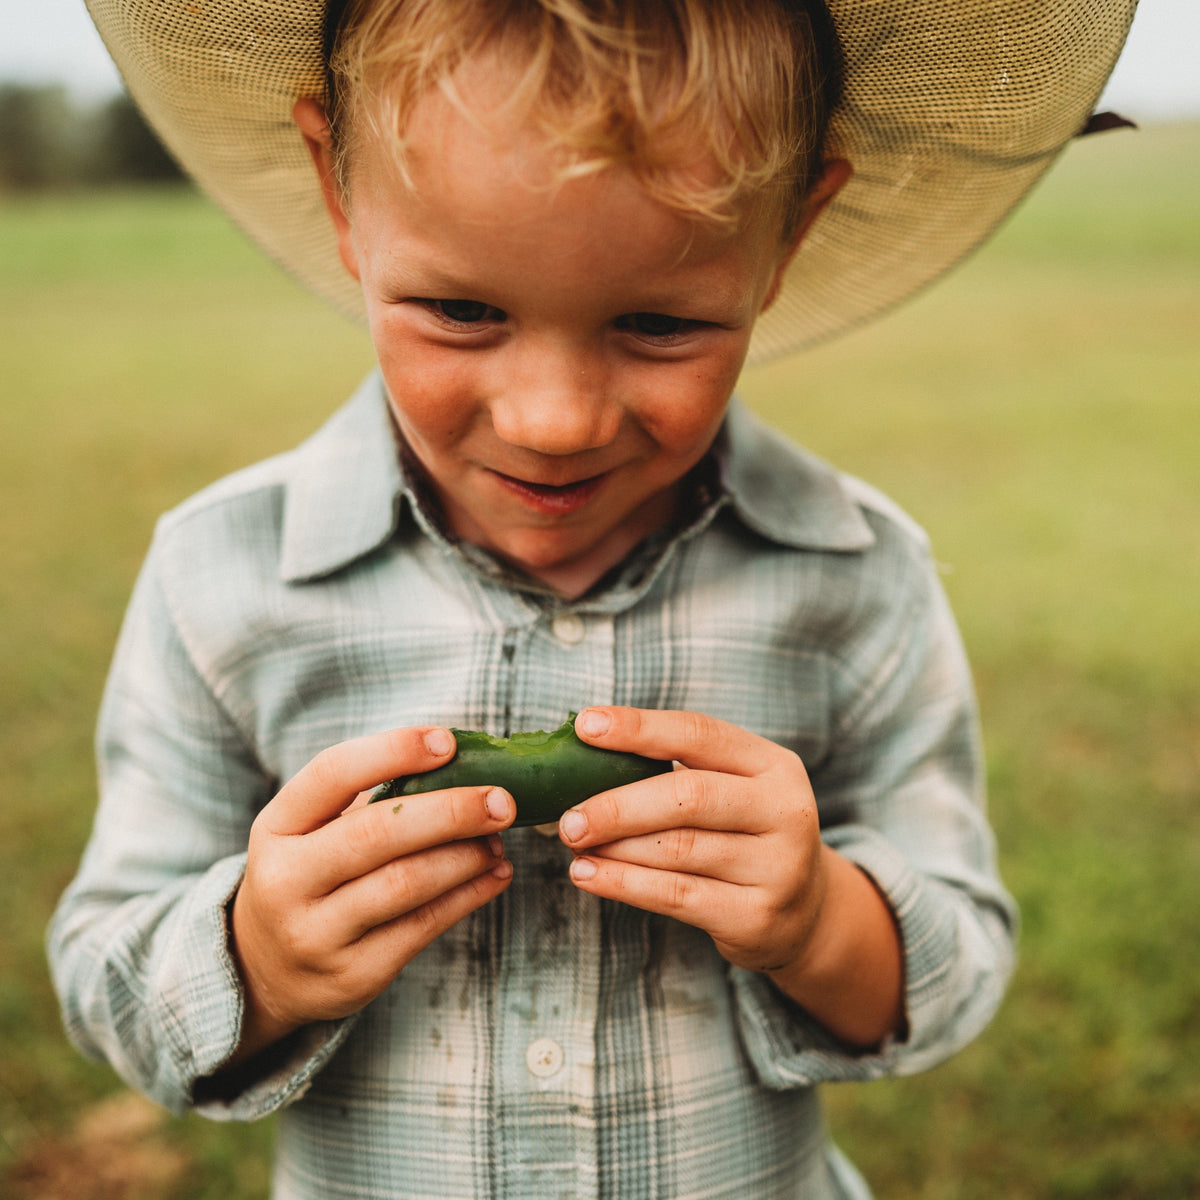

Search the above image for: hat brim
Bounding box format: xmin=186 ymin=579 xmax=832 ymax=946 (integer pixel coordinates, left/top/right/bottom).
xmin=84 ymin=0 xmax=1137 ymax=363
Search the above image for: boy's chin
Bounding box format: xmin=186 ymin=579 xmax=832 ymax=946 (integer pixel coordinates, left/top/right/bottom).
xmin=489 ymin=526 xmax=632 ymax=597
xmin=457 ymin=482 xmax=681 ymax=596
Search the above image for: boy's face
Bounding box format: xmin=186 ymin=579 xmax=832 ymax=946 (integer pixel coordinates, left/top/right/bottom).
xmin=300 ymin=59 xmax=837 ymax=596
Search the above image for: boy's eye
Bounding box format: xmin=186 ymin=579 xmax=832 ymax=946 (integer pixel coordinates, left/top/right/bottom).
xmin=618 ymin=312 xmax=689 ymax=338
xmin=428 ymin=299 xmax=506 ymax=324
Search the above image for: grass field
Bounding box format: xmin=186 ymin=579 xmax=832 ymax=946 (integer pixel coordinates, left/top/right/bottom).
xmin=2 ymin=121 xmax=1197 ymax=1198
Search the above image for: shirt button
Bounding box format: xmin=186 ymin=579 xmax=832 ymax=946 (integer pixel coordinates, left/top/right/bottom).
xmin=525 ymin=1037 xmax=565 ymax=1079
xmin=550 ymin=612 xmax=585 ymax=645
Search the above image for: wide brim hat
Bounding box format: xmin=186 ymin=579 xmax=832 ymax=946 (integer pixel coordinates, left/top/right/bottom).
xmin=84 ymin=0 xmax=1137 ymax=364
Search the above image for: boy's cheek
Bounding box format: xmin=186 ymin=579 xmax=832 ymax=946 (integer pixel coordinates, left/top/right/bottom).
xmin=382 ymin=383 xmax=481 ymax=459
xmin=337 ymin=224 xmax=362 ymax=281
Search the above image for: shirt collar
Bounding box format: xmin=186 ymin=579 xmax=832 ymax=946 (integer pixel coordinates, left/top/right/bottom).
xmin=278 ymin=375 xmax=874 ymax=584
xmin=279 ymin=373 xmax=407 ymax=583
xmin=715 ymin=397 xmax=876 ymax=552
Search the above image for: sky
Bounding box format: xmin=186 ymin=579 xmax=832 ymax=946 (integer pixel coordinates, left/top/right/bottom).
xmin=1 ymin=0 xmax=1198 ymax=119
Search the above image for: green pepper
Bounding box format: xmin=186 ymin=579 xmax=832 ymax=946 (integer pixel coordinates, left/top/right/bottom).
xmin=370 ymin=713 xmax=671 ymax=827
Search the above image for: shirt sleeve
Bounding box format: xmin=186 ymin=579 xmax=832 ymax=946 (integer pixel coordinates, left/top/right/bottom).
xmin=731 ymin=522 xmax=1018 ymax=1087
xmin=46 ymin=527 xmax=356 ymax=1119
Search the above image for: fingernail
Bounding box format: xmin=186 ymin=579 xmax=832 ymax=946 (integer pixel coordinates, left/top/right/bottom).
xmin=491 ymin=859 xmax=513 ymax=880
xmin=486 ymin=788 xmax=511 ymax=822
xmin=570 ymin=857 xmax=597 ymax=881
xmin=425 ymin=728 xmax=454 ymax=756
xmin=487 ymin=834 xmax=504 ymax=857
xmin=559 ymin=809 xmax=587 ymax=843
xmin=577 ymin=709 xmax=610 ymax=737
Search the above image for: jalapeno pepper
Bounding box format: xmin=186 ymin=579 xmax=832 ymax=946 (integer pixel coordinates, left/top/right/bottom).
xmin=371 ymin=713 xmax=671 ymax=827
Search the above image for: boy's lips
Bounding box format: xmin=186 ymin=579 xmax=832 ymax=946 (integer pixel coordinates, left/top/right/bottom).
xmin=489 ymin=468 xmax=611 ymax=515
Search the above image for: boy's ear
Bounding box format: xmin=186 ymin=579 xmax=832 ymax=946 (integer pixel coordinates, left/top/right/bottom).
xmin=761 ymin=157 xmax=852 ymax=313
xmin=292 ymin=97 xmax=360 ymax=282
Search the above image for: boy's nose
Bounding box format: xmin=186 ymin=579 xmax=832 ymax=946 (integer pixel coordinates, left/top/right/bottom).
xmin=489 ymin=340 xmax=620 ymax=456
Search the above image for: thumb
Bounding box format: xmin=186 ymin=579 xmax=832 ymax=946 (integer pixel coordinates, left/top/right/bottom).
xmin=261 ymin=726 xmax=456 ymax=835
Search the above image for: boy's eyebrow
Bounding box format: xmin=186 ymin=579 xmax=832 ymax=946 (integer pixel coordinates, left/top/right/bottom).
xmin=385 ymin=274 xmax=755 ymax=322
xmin=377 ymin=240 xmax=760 ymax=319
xmin=377 ymin=258 xmax=492 ymax=298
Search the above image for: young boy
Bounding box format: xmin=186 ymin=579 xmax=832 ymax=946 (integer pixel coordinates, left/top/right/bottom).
xmin=53 ymin=0 xmax=1134 ymax=1196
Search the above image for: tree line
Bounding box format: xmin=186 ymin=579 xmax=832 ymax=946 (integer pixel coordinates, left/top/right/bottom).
xmin=0 ymin=84 xmax=185 ymax=191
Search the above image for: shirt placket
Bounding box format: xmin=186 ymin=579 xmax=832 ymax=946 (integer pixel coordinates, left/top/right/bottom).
xmin=491 ymin=605 xmax=616 ymax=1200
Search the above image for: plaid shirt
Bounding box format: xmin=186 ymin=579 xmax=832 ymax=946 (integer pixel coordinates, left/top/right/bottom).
xmin=49 ymin=373 xmax=1016 ymax=1199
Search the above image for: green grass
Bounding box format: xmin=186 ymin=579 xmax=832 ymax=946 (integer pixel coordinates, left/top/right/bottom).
xmin=0 ymin=187 xmax=374 ymax=1198
xmin=744 ymin=123 xmax=1200 ymax=1199
xmin=2 ymin=123 xmax=1198 ymax=1198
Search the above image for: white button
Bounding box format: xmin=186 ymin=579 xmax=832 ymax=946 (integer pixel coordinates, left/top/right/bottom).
xmin=550 ymin=612 xmax=585 ymax=645
xmin=525 ymin=1037 xmax=564 ymax=1079
xmin=534 ymin=821 xmax=560 ymax=838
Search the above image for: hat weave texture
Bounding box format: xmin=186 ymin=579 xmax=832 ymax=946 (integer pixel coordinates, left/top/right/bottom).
xmin=85 ymin=0 xmax=1137 ymax=362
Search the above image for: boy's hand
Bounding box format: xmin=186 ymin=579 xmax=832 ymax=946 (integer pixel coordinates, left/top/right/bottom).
xmin=559 ymin=707 xmax=904 ymax=1047
xmin=558 ymin=707 xmax=825 ymax=976
xmin=227 ymin=726 xmax=514 ymax=1063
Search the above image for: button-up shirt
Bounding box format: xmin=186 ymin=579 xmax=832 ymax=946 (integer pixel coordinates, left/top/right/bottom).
xmin=49 ymin=373 xmax=1016 ymax=1199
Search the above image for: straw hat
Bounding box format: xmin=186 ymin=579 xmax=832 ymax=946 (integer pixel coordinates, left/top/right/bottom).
xmin=84 ymin=0 xmax=1137 ymax=363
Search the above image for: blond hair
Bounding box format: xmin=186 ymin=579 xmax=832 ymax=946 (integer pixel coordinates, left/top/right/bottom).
xmin=324 ymin=0 xmax=841 ymax=237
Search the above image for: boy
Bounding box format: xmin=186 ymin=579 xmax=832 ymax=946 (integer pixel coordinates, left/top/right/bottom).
xmin=52 ymin=0 xmax=1134 ymax=1196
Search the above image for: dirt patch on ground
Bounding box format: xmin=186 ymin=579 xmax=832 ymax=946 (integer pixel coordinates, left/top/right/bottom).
xmin=4 ymin=1090 xmax=188 ymax=1200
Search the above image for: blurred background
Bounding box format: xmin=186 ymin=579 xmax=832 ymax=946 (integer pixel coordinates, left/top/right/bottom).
xmin=2 ymin=1 xmax=1197 ymax=1197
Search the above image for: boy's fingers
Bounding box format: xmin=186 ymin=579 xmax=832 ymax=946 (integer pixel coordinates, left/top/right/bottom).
xmin=260 ymin=726 xmax=457 ymax=836
xmin=567 ymin=854 xmax=730 ymax=931
xmin=584 ymin=827 xmax=759 ymax=884
xmin=330 ymin=837 xmax=509 ymax=942
xmin=356 ymin=857 xmax=514 ymax=969
xmin=307 ymin=785 xmax=514 ymax=893
xmin=575 ymin=707 xmax=793 ymax=779
xmin=560 ymin=767 xmax=783 ymax=849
